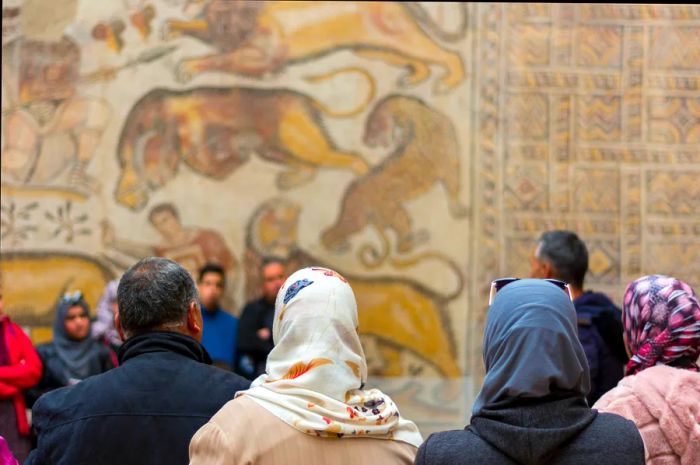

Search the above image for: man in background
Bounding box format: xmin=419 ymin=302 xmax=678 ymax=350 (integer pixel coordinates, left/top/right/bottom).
xmin=198 ymin=263 xmax=238 ymax=370
xmin=530 ymin=230 xmax=628 ymax=404
xmin=236 ymin=257 xmax=286 ymax=379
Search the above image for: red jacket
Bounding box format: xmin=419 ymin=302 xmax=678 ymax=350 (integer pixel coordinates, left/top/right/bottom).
xmin=0 ymin=316 xmax=42 ymax=436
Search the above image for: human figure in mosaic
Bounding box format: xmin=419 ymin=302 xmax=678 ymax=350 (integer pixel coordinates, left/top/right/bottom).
xmin=102 ymin=203 xmax=238 ymax=307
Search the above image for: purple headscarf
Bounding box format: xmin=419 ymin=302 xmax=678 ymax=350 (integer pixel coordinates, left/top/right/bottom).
xmin=91 ymin=280 xmax=121 ymax=347
xmin=623 ymin=275 xmax=700 ymax=375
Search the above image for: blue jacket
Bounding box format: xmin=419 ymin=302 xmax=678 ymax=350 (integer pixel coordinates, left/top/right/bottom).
xmin=201 ymin=305 xmax=239 ymax=370
xmin=25 ymin=331 xmax=250 ymax=465
xmin=574 ymin=291 xmax=628 ymax=404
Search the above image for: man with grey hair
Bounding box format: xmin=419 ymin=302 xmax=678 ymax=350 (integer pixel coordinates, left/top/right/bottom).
xmin=26 ymin=257 xmax=250 ymax=465
xmin=530 ymin=230 xmax=627 ymax=404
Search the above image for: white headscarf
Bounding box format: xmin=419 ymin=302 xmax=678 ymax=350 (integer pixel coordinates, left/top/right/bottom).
xmin=236 ymin=267 xmax=423 ymax=447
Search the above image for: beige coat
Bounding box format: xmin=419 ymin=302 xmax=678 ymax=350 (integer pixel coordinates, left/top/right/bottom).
xmin=189 ymin=396 xmax=418 ymax=465
xmin=594 ymin=365 xmax=700 ymax=465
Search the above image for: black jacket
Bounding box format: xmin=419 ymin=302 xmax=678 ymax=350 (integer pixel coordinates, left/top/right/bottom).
xmin=574 ymin=291 xmax=628 ymax=404
xmin=25 ymin=342 xmax=114 ymax=408
xmin=415 ymin=397 xmax=644 ymax=465
xmin=236 ymin=297 xmax=275 ymax=379
xmin=25 ymin=332 xmax=251 ymax=465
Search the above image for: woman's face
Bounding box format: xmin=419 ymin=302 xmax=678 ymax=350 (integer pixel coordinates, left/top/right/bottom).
xmin=64 ymin=305 xmax=90 ymax=341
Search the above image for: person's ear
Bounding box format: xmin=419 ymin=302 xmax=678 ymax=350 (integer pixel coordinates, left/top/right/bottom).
xmin=541 ymin=260 xmax=555 ymax=279
xmin=186 ymin=302 xmax=203 ymax=341
xmin=115 ymin=312 xmax=126 ymax=341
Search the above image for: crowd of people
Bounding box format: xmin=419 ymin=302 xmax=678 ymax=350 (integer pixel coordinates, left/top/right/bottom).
xmin=0 ymin=230 xmax=697 ymax=465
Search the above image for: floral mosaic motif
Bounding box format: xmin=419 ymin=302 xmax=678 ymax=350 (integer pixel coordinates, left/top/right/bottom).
xmin=0 ymin=201 xmax=39 ymax=247
xmin=45 ymin=201 xmax=91 ymax=243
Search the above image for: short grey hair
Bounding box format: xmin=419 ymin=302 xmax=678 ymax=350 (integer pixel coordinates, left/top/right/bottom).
xmin=117 ymin=257 xmax=199 ymax=337
xmin=536 ymin=230 xmax=589 ymax=289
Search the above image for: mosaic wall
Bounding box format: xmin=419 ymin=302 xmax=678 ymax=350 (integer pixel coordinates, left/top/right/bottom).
xmin=1 ymin=2 xmax=699 ymax=432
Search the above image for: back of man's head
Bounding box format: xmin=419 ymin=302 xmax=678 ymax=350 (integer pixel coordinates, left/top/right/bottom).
xmin=536 ymin=230 xmax=589 ymax=289
xmin=117 ymin=257 xmax=199 ymax=338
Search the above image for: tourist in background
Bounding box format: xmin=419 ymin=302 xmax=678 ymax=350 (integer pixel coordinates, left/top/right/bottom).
xmin=25 ymin=292 xmax=114 ymax=407
xmin=91 ymin=280 xmax=121 ymax=365
xmin=594 ymin=275 xmax=700 ymax=465
xmin=530 ymin=230 xmax=628 ymax=403
xmin=0 ymin=291 xmax=42 ymax=463
xmin=198 ymin=263 xmax=238 ymax=370
xmin=236 ymin=257 xmax=286 ymax=379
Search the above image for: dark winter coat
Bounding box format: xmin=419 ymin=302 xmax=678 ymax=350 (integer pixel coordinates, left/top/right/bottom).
xmin=574 ymin=291 xmax=628 ymax=404
xmin=417 ymin=280 xmax=644 ymax=465
xmin=415 ymin=396 xmax=644 ymax=465
xmin=25 ymin=331 xmax=250 ymax=465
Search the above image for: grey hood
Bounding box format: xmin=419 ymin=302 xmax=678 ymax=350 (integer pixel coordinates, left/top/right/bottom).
xmin=470 ymin=279 xmax=595 ymax=464
xmin=473 ymin=279 xmax=591 ymax=415
xmin=471 ymin=396 xmax=596 ymax=465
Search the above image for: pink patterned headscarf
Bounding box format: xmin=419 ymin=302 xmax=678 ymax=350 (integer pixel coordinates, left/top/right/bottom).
xmin=623 ymin=275 xmax=700 ymax=375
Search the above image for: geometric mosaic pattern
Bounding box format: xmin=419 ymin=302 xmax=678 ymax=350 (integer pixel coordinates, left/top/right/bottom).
xmin=472 ymin=2 xmax=700 ymax=377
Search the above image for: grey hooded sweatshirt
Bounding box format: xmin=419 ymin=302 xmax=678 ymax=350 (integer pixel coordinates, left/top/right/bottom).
xmin=415 ymin=280 xmax=643 ymax=465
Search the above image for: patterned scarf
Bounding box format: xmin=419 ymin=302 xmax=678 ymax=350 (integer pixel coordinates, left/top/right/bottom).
xmin=236 ymin=267 xmax=423 ymax=447
xmin=623 ymin=275 xmax=700 ymax=375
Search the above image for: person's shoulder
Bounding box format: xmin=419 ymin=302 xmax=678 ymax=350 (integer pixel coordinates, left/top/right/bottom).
xmin=189 ymin=398 xmax=268 ymax=462
xmin=626 ymin=366 xmax=700 ymax=404
xmin=217 ymin=309 xmax=238 ymax=324
xmin=240 ymin=298 xmax=263 ymax=313
xmin=586 ymin=411 xmax=643 ymax=449
xmin=32 ymin=370 xmax=113 ymax=427
xmin=35 ymin=342 xmax=56 ymax=356
xmin=587 ymin=412 xmax=645 ymax=456
xmin=417 ymin=429 xmax=482 ymax=464
xmin=607 ymin=365 xmax=690 ymax=393
xmin=200 ymin=364 xmax=251 ymax=391
xmin=575 ymin=291 xmax=619 ymax=313
xmin=635 ymin=364 xmax=697 ymax=381
xmin=4 ymin=319 xmax=31 ymax=339
xmin=212 ymin=395 xmax=259 ymax=419
xmin=204 ymin=395 xmax=271 ymax=437
xmin=95 ymin=342 xmax=113 ymax=356
xmin=592 ymin=410 xmax=639 ymax=430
